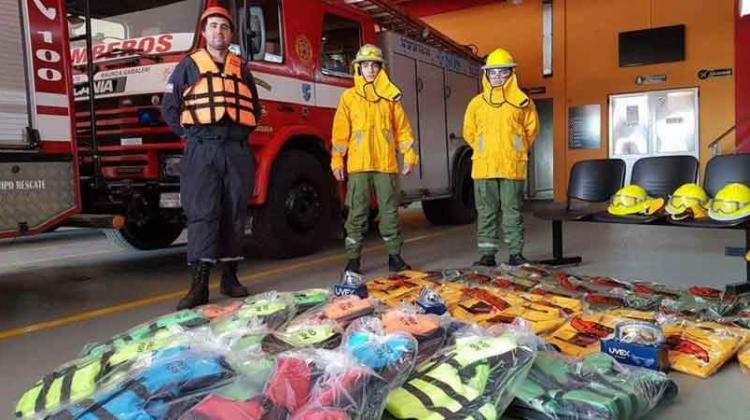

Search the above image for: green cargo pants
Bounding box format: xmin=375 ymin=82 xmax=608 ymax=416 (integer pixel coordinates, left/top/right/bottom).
xmin=345 ymin=172 xmax=403 ymax=259
xmin=474 ymin=178 xmax=525 ymax=256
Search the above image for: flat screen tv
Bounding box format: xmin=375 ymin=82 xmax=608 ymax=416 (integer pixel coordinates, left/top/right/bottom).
xmin=619 ymin=24 xmax=685 ymax=67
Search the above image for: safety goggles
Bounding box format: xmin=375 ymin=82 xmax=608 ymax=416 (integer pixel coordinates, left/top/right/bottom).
xmin=486 ymin=68 xmax=513 ymax=77
xmin=667 ymin=194 xmax=706 ymax=211
xmin=610 ymin=193 xmax=644 ymax=207
xmin=711 ymin=199 xmax=749 ymax=214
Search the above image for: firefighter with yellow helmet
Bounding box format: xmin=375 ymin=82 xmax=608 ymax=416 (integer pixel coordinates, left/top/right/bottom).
xmin=331 ymin=44 xmax=419 ymax=274
xmin=463 ymin=48 xmax=539 ymax=267
xmin=162 ymin=5 xmax=262 ymax=309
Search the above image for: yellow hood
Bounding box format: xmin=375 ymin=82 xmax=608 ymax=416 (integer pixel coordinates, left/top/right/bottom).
xmin=481 ymin=72 xmax=530 ymax=108
xmin=354 ymin=63 xmax=402 ymax=102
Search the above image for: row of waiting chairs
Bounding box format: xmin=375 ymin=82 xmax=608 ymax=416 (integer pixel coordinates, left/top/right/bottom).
xmin=533 ymin=153 xmax=750 ymax=288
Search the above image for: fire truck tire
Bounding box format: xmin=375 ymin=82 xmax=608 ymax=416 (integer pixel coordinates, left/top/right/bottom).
xmin=250 ymin=150 xmax=332 ymax=258
xmin=105 ymin=217 xmax=184 ymax=251
xmin=422 ymin=157 xmax=476 ymax=225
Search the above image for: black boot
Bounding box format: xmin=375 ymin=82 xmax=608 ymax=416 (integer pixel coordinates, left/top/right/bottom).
xmin=220 ymin=261 xmax=249 ymax=298
xmin=344 ymin=258 xmax=362 ymax=274
xmin=177 ymin=262 xmax=211 ymax=310
xmin=473 ymin=255 xmax=497 ymax=267
xmin=388 ymin=254 xmax=411 ymax=272
xmin=508 ymin=254 xmax=529 ymax=266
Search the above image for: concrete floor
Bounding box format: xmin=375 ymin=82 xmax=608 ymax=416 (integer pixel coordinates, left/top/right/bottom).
xmin=0 ymin=208 xmax=748 ymax=418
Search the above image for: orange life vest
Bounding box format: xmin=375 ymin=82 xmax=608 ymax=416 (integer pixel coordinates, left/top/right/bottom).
xmin=180 ymin=49 xmax=256 ymax=127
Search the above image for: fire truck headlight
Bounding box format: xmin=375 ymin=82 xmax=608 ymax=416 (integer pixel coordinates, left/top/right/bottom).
xmin=162 ymin=154 xmax=183 ymax=178
xmin=137 ymin=109 xmax=158 ymax=125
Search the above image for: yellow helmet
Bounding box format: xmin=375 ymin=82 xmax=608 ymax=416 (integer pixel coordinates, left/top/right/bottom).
xmin=665 ymin=183 xmax=709 ymax=216
xmin=352 ymin=44 xmax=384 ymax=64
xmin=608 ymin=184 xmax=664 ymax=216
xmin=482 ymin=48 xmax=516 ymax=70
xmin=708 ymin=183 xmax=750 ymax=221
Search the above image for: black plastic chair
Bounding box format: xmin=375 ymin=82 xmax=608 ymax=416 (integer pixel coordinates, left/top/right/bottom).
xmin=671 ymin=153 xmax=750 ymax=229
xmin=534 ymin=159 xmax=626 ymax=265
xmin=590 ymin=155 xmax=699 ymax=224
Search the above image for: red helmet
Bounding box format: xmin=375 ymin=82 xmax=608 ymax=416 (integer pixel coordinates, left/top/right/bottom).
xmin=200 ymin=6 xmax=234 ymax=30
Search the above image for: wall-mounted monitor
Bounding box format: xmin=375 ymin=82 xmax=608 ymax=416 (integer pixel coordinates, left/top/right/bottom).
xmin=619 ymin=24 xmax=685 ymax=67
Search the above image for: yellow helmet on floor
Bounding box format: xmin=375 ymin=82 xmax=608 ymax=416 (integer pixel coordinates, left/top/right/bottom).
xmin=708 ymin=183 xmax=750 ymax=221
xmin=608 ymin=184 xmax=664 ymax=216
xmin=352 ymin=44 xmax=385 ymax=64
xmin=482 ymin=48 xmax=516 ymax=69
xmin=665 ymin=183 xmax=709 ymax=216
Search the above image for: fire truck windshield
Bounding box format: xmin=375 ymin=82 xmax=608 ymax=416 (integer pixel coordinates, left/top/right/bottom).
xmin=67 ymin=0 xmax=202 ymax=65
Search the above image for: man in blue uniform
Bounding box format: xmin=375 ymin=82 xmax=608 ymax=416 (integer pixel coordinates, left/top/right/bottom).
xmin=161 ymin=5 xmax=261 ymax=309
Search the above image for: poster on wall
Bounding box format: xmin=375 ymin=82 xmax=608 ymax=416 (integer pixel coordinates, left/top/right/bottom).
xmin=568 ymin=104 xmax=601 ymax=149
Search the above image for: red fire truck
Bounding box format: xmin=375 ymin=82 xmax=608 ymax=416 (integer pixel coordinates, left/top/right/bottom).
xmin=3 ymin=0 xmax=481 ymax=257
xmin=0 ymin=0 xmax=113 ymax=241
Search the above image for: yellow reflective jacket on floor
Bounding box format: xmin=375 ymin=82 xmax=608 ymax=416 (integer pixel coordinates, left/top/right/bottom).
xmin=662 ymin=320 xmax=746 ymax=378
xmin=331 ymin=65 xmax=418 ymax=174
xmin=463 ymin=72 xmax=539 ymax=180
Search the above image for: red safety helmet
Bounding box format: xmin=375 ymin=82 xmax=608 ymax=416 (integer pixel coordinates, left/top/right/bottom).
xmin=200 ymin=5 xmax=234 ymax=31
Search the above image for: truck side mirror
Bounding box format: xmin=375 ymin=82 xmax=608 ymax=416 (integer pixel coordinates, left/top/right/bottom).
xmin=246 ymin=6 xmax=266 ymax=61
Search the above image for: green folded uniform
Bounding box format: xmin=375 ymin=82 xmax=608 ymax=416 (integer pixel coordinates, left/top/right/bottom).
xmin=510 ymin=352 xmax=678 ymax=420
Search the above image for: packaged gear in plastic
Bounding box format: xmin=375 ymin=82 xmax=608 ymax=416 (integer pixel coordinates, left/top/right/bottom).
xmin=334 ymin=270 xmax=369 ymax=299
xmin=15 ymin=333 xmax=190 ymax=418
xmin=80 ymin=310 xmax=210 ymax=358
xmin=197 ymin=300 xmax=243 ymax=320
xmin=385 ymin=322 xmax=538 ymax=420
xmin=545 ymin=310 xmax=656 ymax=357
xmin=45 ymin=346 xmax=235 ymax=420
xmin=661 ymin=320 xmax=746 ymax=378
xmin=600 ymin=321 xmax=670 ymax=372
xmin=381 ymin=308 xmax=447 ymax=362
xmin=237 ymin=349 xmax=390 ymax=420
xmin=262 ymin=318 xmax=344 ymax=354
xmin=220 ymin=291 xmax=298 ymax=333
xmin=509 ymin=351 xmax=678 ymax=420
xmin=293 ymin=289 xmax=330 ymax=314
xmin=343 ymin=317 xmax=418 ymax=385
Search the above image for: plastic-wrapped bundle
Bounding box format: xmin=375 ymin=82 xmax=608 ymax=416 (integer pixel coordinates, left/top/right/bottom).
xmin=367 ymin=272 xmax=436 ymax=307
xmin=293 ymin=289 xmax=330 ymax=314
xmin=202 ymin=349 xmax=388 ymax=420
xmin=661 ymin=320 xmax=746 ymax=378
xmin=381 ymin=307 xmax=447 ymax=362
xmin=15 ymin=334 xmax=187 ymax=418
xmin=660 ymin=288 xmax=739 ymax=319
xmin=212 ymin=292 xmax=297 ymax=337
xmin=343 ymin=317 xmax=418 ymax=385
xmin=80 ymin=310 xmax=210 ymax=358
xmin=196 ymin=300 xmax=243 ymax=320
xmin=510 ymin=351 xmax=678 ymax=420
xmin=262 ymin=318 xmax=344 ymax=354
xmin=545 ymin=310 xmax=655 ymax=357
xmin=385 ymin=324 xmax=538 ymax=420
xmin=46 ymin=346 xmax=235 ymax=420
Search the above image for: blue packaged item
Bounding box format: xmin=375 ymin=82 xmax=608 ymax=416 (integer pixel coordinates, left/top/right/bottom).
xmin=334 ymin=271 xmax=369 ymax=298
xmin=415 ymin=288 xmax=447 ymax=315
xmin=600 ymin=321 xmax=670 ymax=372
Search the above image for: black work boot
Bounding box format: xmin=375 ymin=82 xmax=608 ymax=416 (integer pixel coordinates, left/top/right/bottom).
xmin=473 ymin=255 xmax=497 ymax=267
xmin=220 ymin=261 xmax=249 ymax=298
xmin=344 ymin=258 xmax=362 ymax=274
xmin=508 ymin=254 xmax=529 ymax=266
xmin=388 ymin=254 xmax=411 ymax=272
xmin=177 ymin=262 xmax=211 ymax=310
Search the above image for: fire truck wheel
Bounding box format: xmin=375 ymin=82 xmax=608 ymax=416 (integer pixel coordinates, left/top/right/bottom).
xmin=422 ymin=156 xmax=476 ymax=225
xmin=105 ymin=216 xmax=184 ymax=251
xmin=250 ymin=150 xmax=332 ymax=258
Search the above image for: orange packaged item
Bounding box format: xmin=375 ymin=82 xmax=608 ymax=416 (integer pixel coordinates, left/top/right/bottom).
xmin=662 ymin=320 xmax=745 ymax=378
xmin=322 ymin=296 xmax=375 ymax=325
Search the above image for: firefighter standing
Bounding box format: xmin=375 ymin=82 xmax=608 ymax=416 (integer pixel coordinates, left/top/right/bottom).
xmin=162 ymin=6 xmax=261 ymax=309
xmin=463 ymin=48 xmax=539 ymax=267
xmin=331 ymin=44 xmax=418 ymax=274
